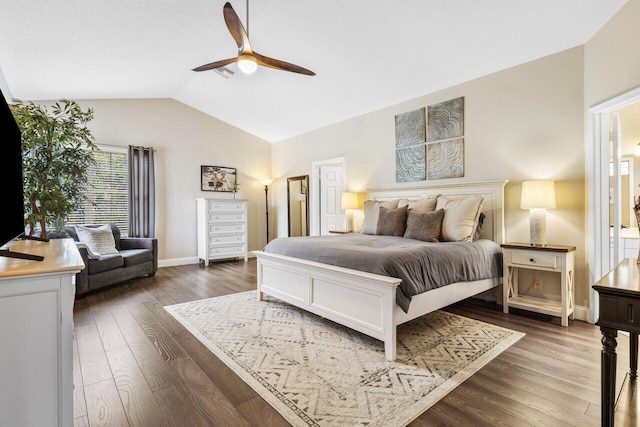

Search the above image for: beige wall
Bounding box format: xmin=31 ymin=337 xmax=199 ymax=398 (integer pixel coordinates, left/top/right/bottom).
xmin=272 ymin=47 xmax=588 ymax=306
xmin=72 ymin=98 xmax=271 ymax=263
xmin=585 ymin=0 xmax=640 ymax=109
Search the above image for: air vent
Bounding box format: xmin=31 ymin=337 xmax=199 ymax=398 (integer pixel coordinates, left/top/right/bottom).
xmin=214 ymin=66 xmax=234 ymax=79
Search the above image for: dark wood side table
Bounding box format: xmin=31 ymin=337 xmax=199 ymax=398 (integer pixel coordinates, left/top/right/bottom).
xmin=593 ymin=258 xmax=640 ymax=426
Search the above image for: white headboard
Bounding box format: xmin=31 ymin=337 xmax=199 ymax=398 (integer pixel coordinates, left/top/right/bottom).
xmin=368 ymin=180 xmax=508 ymax=243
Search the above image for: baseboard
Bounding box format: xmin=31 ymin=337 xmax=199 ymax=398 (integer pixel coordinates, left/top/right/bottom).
xmin=573 ymin=305 xmax=590 ymax=323
xmin=158 ymin=252 xmax=257 ymax=268
xmin=158 ymin=257 xmax=199 ymax=268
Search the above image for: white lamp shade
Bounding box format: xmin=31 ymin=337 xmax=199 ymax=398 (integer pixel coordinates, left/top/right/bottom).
xmin=261 ymin=177 xmax=274 ymax=187
xmin=521 ymin=180 xmax=556 ymax=210
xmin=341 ymin=192 xmax=362 ymax=210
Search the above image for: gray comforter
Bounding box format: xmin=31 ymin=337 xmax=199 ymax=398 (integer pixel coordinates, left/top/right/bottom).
xmin=263 ymin=234 xmax=503 ymax=313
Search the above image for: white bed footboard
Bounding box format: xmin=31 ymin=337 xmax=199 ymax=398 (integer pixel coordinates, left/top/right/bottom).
xmin=255 ymin=250 xmax=402 ymax=360
xmin=255 ymin=180 xmax=507 ymax=361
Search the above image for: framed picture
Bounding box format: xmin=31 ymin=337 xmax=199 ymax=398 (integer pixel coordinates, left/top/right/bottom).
xmin=201 ymin=165 xmax=237 ymax=192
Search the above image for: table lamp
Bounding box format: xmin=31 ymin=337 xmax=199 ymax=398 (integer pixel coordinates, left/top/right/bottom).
xmin=521 ymin=180 xmax=556 ymax=246
xmin=341 ymin=192 xmax=364 ymax=232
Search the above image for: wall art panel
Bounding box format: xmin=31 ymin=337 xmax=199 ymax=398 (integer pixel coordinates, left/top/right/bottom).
xmin=427 ymin=138 xmax=464 ymax=180
xmin=395 ymin=107 xmax=426 ymax=148
xmin=396 ymin=145 xmax=426 ymax=182
xmin=427 ymin=97 xmax=464 ymax=142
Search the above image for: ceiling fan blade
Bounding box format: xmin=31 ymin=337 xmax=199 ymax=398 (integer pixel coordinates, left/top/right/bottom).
xmin=192 ymin=57 xmax=237 ymax=72
xmin=223 ymin=2 xmax=252 ymax=54
xmin=254 ymin=52 xmax=315 ymax=76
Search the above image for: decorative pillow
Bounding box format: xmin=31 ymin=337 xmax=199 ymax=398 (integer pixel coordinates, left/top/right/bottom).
xmin=397 ymin=197 xmax=438 ymax=213
xmin=435 ymin=196 xmax=485 ymax=242
xmin=404 ymin=209 xmax=444 ymax=242
xmin=376 ymin=205 xmax=408 ymax=236
xmin=474 ymin=212 xmax=487 ymax=241
xmin=361 ymin=199 xmax=400 ymax=234
xmin=75 ymin=224 xmax=119 ymax=257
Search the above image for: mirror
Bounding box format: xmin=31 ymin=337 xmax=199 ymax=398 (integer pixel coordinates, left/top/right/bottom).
xmin=287 ymin=175 xmax=309 ymax=237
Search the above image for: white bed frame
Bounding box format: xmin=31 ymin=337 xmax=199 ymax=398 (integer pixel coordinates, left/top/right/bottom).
xmin=254 ymin=180 xmax=508 ymax=361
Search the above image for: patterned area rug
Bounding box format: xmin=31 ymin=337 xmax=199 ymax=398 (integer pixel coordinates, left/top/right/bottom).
xmin=165 ymin=291 xmax=523 ymax=427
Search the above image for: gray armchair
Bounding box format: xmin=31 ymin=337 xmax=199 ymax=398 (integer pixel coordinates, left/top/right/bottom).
xmin=63 ymin=224 xmax=157 ymax=296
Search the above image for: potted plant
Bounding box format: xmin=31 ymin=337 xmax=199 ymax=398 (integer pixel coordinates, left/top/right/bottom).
xmin=10 ymin=100 xmax=98 ymax=239
xmin=230 ymin=181 xmax=241 ymax=199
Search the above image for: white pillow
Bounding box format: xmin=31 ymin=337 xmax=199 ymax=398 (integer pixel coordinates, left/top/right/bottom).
xmin=397 ymin=197 xmax=438 ymax=213
xmin=360 ymin=200 xmax=399 ymax=234
xmin=75 ymin=225 xmax=119 ymax=257
xmin=435 ymin=196 xmax=485 ymax=242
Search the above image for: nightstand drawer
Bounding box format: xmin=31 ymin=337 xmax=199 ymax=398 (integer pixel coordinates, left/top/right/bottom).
xmin=509 ymin=251 xmax=558 ymax=269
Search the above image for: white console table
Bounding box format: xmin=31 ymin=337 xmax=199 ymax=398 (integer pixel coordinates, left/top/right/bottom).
xmin=0 ymin=238 xmax=84 ymax=427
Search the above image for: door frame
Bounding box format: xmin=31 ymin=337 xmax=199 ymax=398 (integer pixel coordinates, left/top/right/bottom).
xmin=310 ymin=157 xmax=345 ymax=236
xmin=588 ymin=85 xmax=640 ymax=323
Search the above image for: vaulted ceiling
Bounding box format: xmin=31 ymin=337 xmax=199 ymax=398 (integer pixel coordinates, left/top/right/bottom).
xmin=0 ymin=0 xmax=626 ymax=142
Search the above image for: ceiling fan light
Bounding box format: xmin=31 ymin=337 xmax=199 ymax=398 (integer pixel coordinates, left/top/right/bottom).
xmin=237 ymin=55 xmax=258 ymax=74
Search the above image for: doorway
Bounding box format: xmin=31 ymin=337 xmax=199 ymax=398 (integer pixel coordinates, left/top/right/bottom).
xmin=588 ymin=86 xmax=640 ymax=323
xmin=310 ymin=157 xmax=346 ymax=235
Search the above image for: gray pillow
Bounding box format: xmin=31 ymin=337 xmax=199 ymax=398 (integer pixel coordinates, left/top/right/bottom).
xmin=361 ymin=199 xmax=399 ymax=234
xmin=404 ymin=209 xmax=444 ymax=242
xmin=376 ymin=205 xmax=408 ymax=236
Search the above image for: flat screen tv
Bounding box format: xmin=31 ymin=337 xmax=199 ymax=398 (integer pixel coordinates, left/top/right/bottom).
xmin=0 ymin=89 xmax=44 ymax=261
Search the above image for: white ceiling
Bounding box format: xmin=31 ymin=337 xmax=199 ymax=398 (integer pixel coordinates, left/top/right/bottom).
xmin=0 ymin=0 xmax=626 ymax=142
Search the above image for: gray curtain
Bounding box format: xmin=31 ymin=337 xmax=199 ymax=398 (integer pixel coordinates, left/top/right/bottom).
xmin=128 ymin=145 xmax=155 ymax=238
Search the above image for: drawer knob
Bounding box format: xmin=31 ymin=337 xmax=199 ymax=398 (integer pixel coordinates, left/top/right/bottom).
xmin=530 ymin=258 xmax=535 ymax=262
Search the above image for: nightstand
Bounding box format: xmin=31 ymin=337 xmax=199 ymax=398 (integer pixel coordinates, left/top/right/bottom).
xmin=501 ymin=242 xmax=576 ymax=326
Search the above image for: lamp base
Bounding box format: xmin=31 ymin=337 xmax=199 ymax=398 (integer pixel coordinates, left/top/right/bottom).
xmin=529 ymin=208 xmax=547 ymax=246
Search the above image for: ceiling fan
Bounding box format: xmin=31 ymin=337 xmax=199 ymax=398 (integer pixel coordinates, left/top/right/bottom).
xmin=193 ymin=1 xmax=315 ymax=76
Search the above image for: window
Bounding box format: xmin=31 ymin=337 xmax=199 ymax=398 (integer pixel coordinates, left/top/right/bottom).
xmin=610 ymin=159 xmax=630 ymax=176
xmin=67 ymin=146 xmax=129 ymax=235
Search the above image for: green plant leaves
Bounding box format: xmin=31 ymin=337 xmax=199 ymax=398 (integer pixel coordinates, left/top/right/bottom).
xmin=10 ymin=100 xmax=98 ymax=238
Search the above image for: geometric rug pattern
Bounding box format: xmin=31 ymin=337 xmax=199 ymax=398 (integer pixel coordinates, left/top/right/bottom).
xmin=165 ymin=291 xmax=523 ymax=426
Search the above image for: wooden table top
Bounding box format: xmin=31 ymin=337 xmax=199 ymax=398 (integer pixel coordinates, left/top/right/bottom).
xmin=593 ymin=258 xmax=640 ymax=296
xmin=501 ymin=242 xmax=576 ymax=252
xmin=0 ymin=238 xmax=85 ymax=278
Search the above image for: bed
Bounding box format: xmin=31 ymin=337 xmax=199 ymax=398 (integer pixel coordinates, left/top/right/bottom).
xmin=253 ymin=180 xmax=507 ymax=361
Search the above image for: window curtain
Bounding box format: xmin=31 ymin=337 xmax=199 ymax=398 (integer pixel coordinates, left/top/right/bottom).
xmin=128 ymin=145 xmax=155 ymax=238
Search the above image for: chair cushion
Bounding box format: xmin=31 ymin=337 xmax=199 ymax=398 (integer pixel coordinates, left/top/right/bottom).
xmin=120 ymin=249 xmax=154 ymax=267
xmin=87 ymin=253 xmax=124 ymax=275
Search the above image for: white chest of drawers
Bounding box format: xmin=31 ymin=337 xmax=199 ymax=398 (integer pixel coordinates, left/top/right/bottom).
xmin=197 ymin=198 xmax=248 ymax=266
xmin=0 ymin=238 xmax=84 ymax=427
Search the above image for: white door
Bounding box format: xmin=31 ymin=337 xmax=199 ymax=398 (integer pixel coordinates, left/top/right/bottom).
xmin=319 ymin=166 xmax=345 ymax=234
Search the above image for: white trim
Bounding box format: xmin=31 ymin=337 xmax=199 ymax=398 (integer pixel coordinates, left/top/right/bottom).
xmin=587 ymin=85 xmax=640 ymax=323
xmin=573 ymin=305 xmax=591 ymax=323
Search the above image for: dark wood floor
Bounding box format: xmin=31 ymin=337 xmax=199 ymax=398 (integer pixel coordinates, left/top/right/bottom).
xmin=72 ymin=259 xmax=632 ymax=426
